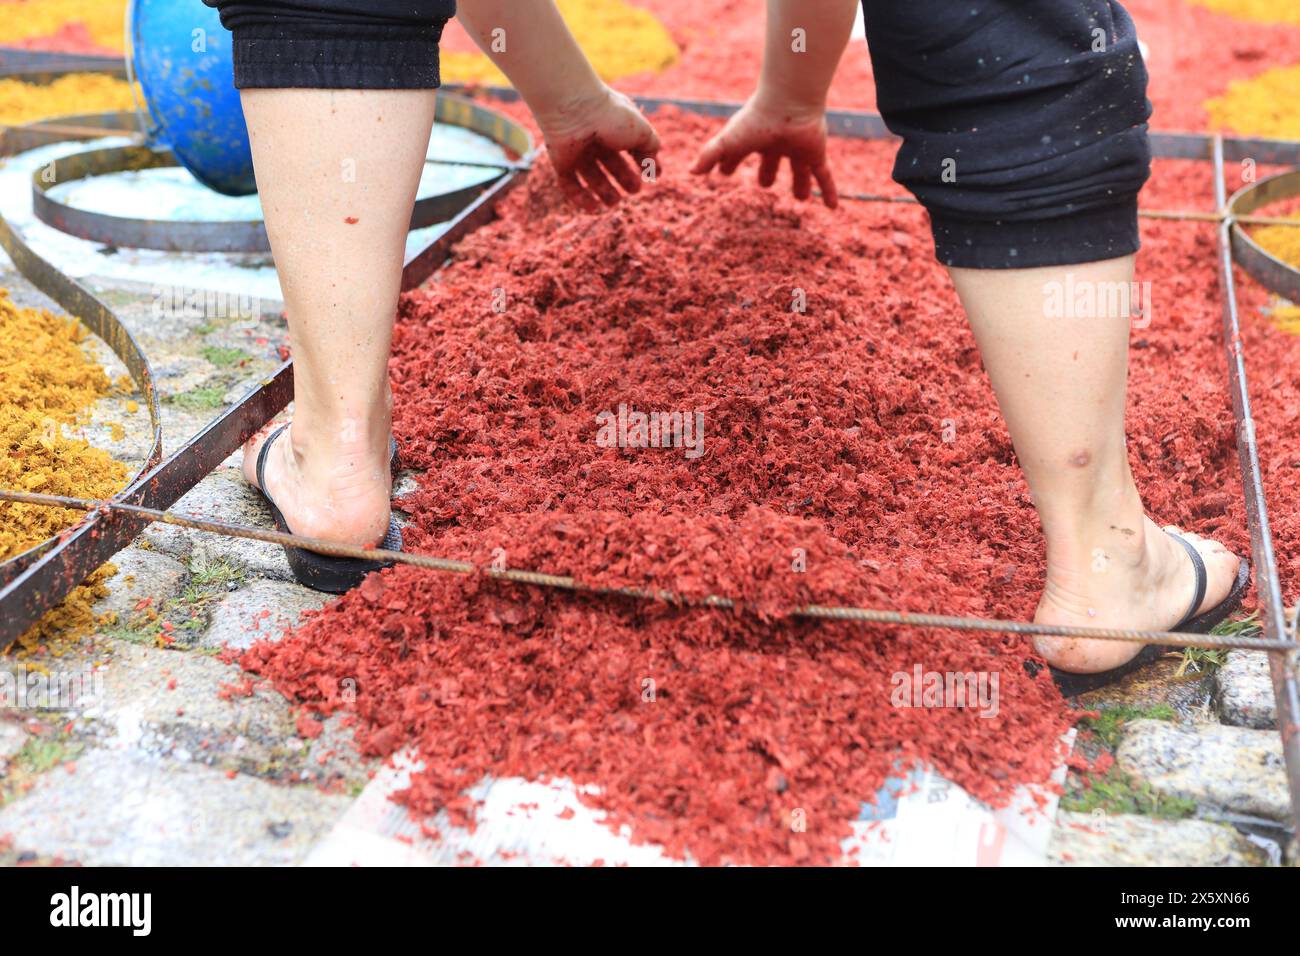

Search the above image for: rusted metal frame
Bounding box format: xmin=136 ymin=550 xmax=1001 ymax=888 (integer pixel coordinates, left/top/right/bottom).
xmin=1211 ymin=135 xmax=1300 ymax=834
xmin=29 ymin=143 xmax=509 ymax=255
xmin=0 ymin=365 xmax=292 ymax=651
xmin=0 ymin=111 xmax=138 ymax=156
xmin=31 ymin=144 xmax=270 ymax=253
xmin=402 ymin=166 xmax=530 ymax=291
xmin=0 ymin=47 xmax=126 ymax=79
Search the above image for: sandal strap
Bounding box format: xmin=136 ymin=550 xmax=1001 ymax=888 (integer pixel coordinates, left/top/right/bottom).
xmin=1166 ymin=530 xmax=1207 ymax=629
xmin=255 ymin=423 xmax=290 ymax=504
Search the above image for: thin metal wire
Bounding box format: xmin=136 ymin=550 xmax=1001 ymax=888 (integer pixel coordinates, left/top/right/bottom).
xmin=0 ymin=488 xmax=1288 ymax=653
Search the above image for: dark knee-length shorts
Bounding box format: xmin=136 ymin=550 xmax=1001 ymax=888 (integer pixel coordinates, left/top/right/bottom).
xmin=205 ymin=0 xmax=1152 ymax=269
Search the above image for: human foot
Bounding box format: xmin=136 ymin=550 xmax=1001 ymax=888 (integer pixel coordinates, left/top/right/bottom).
xmin=1033 ymin=515 xmax=1242 ymax=674
xmin=241 ymin=420 xmax=394 ymax=549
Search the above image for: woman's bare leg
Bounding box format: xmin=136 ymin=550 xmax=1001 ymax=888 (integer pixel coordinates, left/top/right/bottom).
xmin=948 ymin=256 xmax=1240 ymax=673
xmin=238 ymin=89 xmax=436 ymax=546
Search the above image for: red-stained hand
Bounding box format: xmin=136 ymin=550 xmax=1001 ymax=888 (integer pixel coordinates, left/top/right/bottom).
xmin=538 ymin=86 xmax=662 ymax=213
xmin=690 ymin=95 xmax=838 ymax=209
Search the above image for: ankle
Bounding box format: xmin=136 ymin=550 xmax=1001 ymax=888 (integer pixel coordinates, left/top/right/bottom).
xmin=290 ymin=379 xmax=392 ymax=446
xmin=288 ymin=411 xmax=390 ymax=461
xmin=1041 ymin=494 xmax=1151 ymax=581
xmin=271 ymin=421 xmax=390 ymax=505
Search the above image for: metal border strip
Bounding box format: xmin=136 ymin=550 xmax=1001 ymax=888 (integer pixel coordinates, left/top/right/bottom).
xmin=0 ymin=171 xmax=164 ymax=590
xmin=1228 ymin=168 xmax=1300 ymax=303
xmin=25 ymin=94 xmax=533 ymax=254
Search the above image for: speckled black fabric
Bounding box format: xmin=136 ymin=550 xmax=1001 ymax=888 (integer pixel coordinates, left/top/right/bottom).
xmin=862 ymin=0 xmax=1152 ymax=268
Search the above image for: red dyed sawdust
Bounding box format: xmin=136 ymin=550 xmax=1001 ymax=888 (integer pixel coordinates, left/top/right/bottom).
xmin=239 ymin=108 xmax=1251 ymax=865
xmin=6 ymin=23 xmax=120 ymax=57
xmin=1240 ymin=278 xmax=1300 ymax=603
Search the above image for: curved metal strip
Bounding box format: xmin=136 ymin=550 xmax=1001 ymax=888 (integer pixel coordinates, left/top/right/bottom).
xmin=0 ymin=131 xmax=164 ymax=589
xmin=29 ymin=144 xmax=270 ymax=253
xmin=28 ymin=95 xmax=533 ymax=254
xmin=0 ymin=162 xmax=527 ymax=649
xmin=1227 ymin=168 xmax=1300 ymax=303
xmin=0 ymin=46 xmax=126 ymax=79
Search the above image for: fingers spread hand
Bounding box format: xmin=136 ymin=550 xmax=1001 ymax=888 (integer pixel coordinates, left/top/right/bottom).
xmin=634 ymin=121 xmax=662 ymax=163
xmin=717 ymin=145 xmax=747 ymax=177
xmin=690 ymin=136 xmax=724 ymax=176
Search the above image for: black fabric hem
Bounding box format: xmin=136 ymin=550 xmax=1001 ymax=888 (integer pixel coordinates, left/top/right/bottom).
xmin=929 ymin=200 xmax=1142 ymax=270
xmin=232 ymin=28 xmax=444 ymax=90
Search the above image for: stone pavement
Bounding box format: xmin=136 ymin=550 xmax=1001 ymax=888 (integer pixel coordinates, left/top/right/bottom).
xmin=1047 ymin=652 xmax=1293 ymax=866
xmin=1 ymin=258 xmax=373 ymax=866
xmin=0 ymin=253 xmax=1294 ymax=866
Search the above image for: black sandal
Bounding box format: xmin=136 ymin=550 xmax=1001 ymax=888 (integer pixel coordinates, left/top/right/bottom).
xmin=1050 ymin=530 xmax=1251 ymax=697
xmin=253 ymin=423 xmax=404 ymax=594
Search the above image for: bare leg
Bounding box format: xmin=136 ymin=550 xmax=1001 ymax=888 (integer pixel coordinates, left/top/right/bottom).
xmin=948 ymin=256 xmax=1240 ymax=673
xmin=239 ymin=89 xmax=436 ymax=546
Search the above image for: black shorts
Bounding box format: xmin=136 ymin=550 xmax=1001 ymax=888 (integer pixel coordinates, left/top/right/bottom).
xmin=203 ymin=0 xmax=456 ymax=89
xmin=206 ymin=0 xmax=1151 ymax=270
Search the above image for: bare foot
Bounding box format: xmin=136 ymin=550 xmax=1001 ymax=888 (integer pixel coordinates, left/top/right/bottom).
xmin=1034 ymin=515 xmax=1240 ymax=673
xmin=241 ymin=421 xmax=392 ymax=549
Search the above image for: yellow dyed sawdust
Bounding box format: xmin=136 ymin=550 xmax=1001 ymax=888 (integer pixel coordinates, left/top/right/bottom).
xmin=442 ymin=0 xmax=679 ymax=85
xmin=1270 ymin=302 xmax=1300 ymax=335
xmin=0 ymin=288 xmax=127 ymax=655
xmin=1205 ymin=65 xmax=1300 ymax=141
xmin=1253 ymin=215 xmax=1300 ymax=271
xmin=1186 ymin=0 xmax=1300 ymax=25
xmin=0 ymin=0 xmax=127 ymax=50
xmin=0 ymin=73 xmax=135 ymax=126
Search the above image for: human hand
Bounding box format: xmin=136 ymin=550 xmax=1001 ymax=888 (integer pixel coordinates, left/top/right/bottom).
xmin=536 ymin=85 xmax=662 ymax=212
xmin=690 ymin=93 xmax=838 ymax=208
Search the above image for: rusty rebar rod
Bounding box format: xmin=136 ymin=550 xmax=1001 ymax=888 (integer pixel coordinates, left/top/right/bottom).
xmin=0 ymin=487 xmax=1289 ymax=653
xmin=1210 ymin=133 xmax=1300 ymax=836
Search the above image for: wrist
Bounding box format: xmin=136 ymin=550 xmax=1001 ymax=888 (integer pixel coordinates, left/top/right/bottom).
xmin=752 ymin=83 xmax=827 ymax=123
xmin=531 ymin=77 xmax=609 ymax=135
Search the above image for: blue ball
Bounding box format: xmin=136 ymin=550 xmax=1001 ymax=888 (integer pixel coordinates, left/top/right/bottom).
xmin=130 ymin=0 xmax=256 ymax=196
